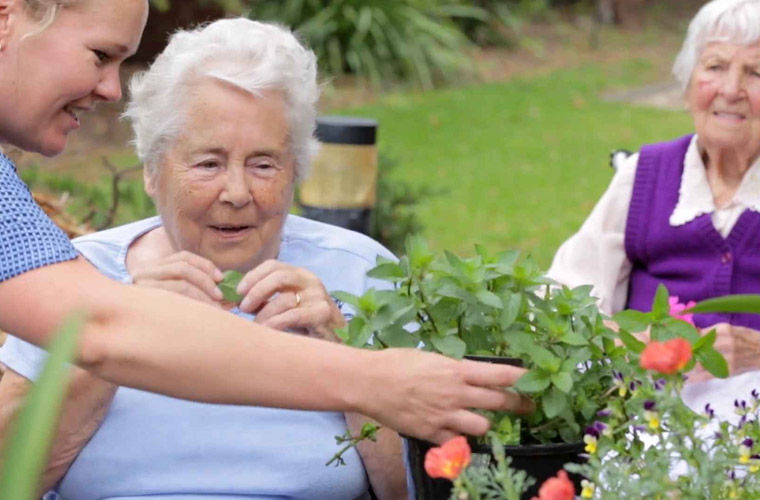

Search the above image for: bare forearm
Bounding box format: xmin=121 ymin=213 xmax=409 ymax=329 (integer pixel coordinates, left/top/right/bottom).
xmin=345 ymin=412 xmax=408 ymax=500
xmin=0 ymin=259 xmax=369 ymax=411
xmin=41 ymin=369 xmax=117 ymax=491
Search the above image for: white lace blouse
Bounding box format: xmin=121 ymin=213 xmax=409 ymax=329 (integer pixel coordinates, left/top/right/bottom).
xmin=547 ymin=135 xmax=760 ymax=315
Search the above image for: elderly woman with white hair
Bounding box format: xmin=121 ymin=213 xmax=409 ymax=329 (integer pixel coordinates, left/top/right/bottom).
xmin=549 ymin=0 xmax=760 ymax=417
xmin=0 ymin=18 xmax=420 ymax=500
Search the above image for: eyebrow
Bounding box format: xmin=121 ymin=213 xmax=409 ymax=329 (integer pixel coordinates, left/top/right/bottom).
xmin=189 ymin=147 xmax=283 ymax=159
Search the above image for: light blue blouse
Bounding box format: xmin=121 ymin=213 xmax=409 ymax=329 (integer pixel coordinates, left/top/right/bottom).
xmin=0 ymin=214 xmax=395 ymax=500
xmin=0 ymin=152 xmax=78 ymax=281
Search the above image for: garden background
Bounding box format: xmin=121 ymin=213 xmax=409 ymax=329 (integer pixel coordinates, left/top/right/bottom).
xmin=11 ymin=0 xmax=702 ymax=267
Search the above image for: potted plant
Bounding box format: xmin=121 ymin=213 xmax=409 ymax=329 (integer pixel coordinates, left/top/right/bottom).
xmin=334 ymin=237 xmax=728 ymax=499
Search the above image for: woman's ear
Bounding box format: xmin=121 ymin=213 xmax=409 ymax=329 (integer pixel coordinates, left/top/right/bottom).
xmin=143 ymin=165 xmax=157 ymax=198
xmin=0 ymin=0 xmax=24 ymax=50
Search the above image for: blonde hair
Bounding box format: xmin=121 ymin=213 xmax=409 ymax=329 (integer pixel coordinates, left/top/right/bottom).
xmin=22 ymin=0 xmax=77 ymax=34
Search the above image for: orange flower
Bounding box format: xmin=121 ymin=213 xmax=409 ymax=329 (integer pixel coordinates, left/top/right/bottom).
xmin=639 ymin=337 xmax=692 ymax=374
xmin=531 ymin=470 xmax=575 ymax=500
xmin=424 ymin=436 xmax=471 ymax=480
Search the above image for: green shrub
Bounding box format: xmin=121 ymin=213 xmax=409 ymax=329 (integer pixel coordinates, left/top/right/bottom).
xmin=250 ymin=0 xmax=489 ymax=89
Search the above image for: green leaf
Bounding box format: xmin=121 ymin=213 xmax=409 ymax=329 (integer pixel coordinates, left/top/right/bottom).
xmin=514 ymin=369 xmax=552 ymax=393
xmin=692 ymin=329 xmax=717 ymax=352
xmin=618 ymin=329 xmax=646 ymax=354
xmin=529 ymin=346 xmax=561 ymax=373
xmin=332 ymin=291 xmax=362 ymax=310
xmin=377 ymin=325 xmax=420 ymax=348
xmin=689 ymin=294 xmax=760 ymax=315
xmin=542 ymin=386 xmax=567 ymax=418
xmin=475 ymin=290 xmax=503 ymax=309
xmin=429 ymin=334 xmax=466 ymax=359
xmin=695 ymin=348 xmax=729 ymax=379
xmin=0 ymin=314 xmax=83 ymax=500
xmin=551 ymin=372 xmax=573 ymax=393
xmin=367 ymin=259 xmax=406 ymax=282
xmin=613 ymin=310 xmax=651 ymax=333
xmin=499 ymin=292 xmax=521 ymax=329
xmin=218 ymin=270 xmax=245 ymax=303
xmin=557 ymin=329 xmax=588 ymax=346
xmin=651 ymin=284 xmax=670 ymax=318
xmin=661 ymin=317 xmax=700 ymax=343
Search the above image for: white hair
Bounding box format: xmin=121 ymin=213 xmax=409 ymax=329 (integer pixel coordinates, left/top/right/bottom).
xmin=673 ymin=0 xmax=760 ymax=90
xmin=124 ymin=18 xmax=320 ymax=181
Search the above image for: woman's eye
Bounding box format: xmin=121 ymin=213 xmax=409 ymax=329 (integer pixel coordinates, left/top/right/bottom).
xmin=93 ymin=50 xmax=111 ymax=64
xmin=197 ymin=160 xmax=220 ymax=169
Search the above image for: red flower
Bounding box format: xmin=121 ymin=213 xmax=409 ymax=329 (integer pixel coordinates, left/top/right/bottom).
xmin=531 ymin=470 xmax=575 ymax=500
xmin=668 ymin=296 xmax=696 ymax=326
xmin=640 ymin=337 xmax=693 ymax=374
xmin=424 ymin=436 xmax=471 ymax=480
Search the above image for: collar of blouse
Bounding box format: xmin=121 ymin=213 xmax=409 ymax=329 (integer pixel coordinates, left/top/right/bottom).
xmin=670 ymin=135 xmax=760 ymax=226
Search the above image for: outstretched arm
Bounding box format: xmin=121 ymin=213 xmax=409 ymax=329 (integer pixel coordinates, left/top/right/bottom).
xmin=0 ymin=258 xmax=531 ymax=443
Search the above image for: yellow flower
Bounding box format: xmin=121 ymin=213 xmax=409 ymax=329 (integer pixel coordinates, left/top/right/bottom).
xmin=584 ymin=434 xmax=598 ymax=454
xmin=618 ymin=384 xmax=627 ymax=397
xmin=645 ymin=410 xmax=660 ymax=430
xmin=739 ymin=444 xmax=752 ymax=464
xmin=581 ymin=479 xmax=595 ymax=498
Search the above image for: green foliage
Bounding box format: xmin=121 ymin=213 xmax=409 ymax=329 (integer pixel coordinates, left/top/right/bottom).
xmin=0 ymin=315 xmax=83 ymax=500
xmin=20 ymin=163 xmax=156 ymax=230
xmin=149 ymin=0 xmax=246 ymax=14
xmin=370 ymin=154 xmax=442 ymax=255
xmin=565 ymin=369 xmax=760 ymax=499
xmin=691 ymin=294 xmax=760 ymax=315
xmin=338 ymin=236 xmax=622 ymax=444
xmin=249 ymin=0 xmax=490 ymax=89
xmin=218 ymin=270 xmax=245 ymax=303
xmin=451 ymin=433 xmax=535 ymax=500
xmin=326 ymin=422 xmax=381 ymax=467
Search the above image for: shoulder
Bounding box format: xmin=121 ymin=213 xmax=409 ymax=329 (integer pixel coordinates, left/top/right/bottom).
xmin=72 ymin=216 xmax=162 ymax=278
xmin=281 ymin=215 xmax=395 ymax=268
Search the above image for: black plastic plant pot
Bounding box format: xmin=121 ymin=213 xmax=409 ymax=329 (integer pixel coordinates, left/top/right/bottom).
xmin=405 ymin=355 xmax=585 ymax=500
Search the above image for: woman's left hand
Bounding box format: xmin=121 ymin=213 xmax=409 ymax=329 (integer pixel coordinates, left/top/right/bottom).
xmin=236 ymin=260 xmax=345 ymax=342
xmin=688 ymin=323 xmax=760 ymax=383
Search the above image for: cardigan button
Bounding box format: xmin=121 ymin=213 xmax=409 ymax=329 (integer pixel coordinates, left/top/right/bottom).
xmin=722 ymin=252 xmax=732 ymax=264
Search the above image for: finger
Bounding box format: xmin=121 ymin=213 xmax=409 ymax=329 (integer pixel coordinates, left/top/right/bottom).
xmin=462 ymin=386 xmax=535 ymax=415
xmin=427 ymin=428 xmax=460 ymax=445
xmin=442 ymin=410 xmax=491 ymax=438
xmin=460 ymin=359 xmax=526 ymax=388
xmin=263 ymin=306 xmax=324 ymax=331
xmin=236 ymin=260 xmax=289 ymax=295
xmin=141 ymin=261 xmax=223 ymax=301
xmin=239 ymin=270 xmax=306 ymax=313
xmin=168 ymin=251 xmax=223 ymax=282
xmin=254 ymin=292 xmax=298 ymax=324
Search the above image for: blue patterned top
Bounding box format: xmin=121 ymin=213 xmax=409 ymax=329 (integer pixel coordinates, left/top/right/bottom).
xmin=0 ymin=151 xmax=78 ymax=281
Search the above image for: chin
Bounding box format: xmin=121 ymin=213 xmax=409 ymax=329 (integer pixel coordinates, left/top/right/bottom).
xmin=35 ymin=138 xmax=68 ymax=158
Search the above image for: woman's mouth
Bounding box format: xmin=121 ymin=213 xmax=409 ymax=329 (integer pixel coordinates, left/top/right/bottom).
xmin=63 ymin=105 xmax=81 ymax=127
xmin=713 ymin=111 xmax=747 ymax=122
xmin=210 ymin=225 xmax=253 ymax=238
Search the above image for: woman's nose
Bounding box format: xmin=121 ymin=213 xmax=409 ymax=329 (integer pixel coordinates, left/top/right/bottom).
xmin=94 ymin=67 xmax=123 ymax=103
xmin=720 ymin=66 xmax=744 ymax=100
xmin=219 ymin=169 xmax=253 ymax=208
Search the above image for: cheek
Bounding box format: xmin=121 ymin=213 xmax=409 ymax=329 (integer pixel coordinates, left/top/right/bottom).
xmin=255 ymin=180 xmax=294 ymax=215
xmin=161 ymin=174 xmax=220 ymax=218
xmin=689 ymin=77 xmax=719 ymax=112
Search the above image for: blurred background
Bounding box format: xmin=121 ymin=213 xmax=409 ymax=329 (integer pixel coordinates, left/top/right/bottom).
xmin=13 ymin=0 xmax=702 ymax=265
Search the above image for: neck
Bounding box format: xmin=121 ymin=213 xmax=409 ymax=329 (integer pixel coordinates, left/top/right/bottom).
xmin=700 ymin=142 xmax=759 ymax=208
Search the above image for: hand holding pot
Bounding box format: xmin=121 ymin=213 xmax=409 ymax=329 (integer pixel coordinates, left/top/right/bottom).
xmin=236 ymin=260 xmax=345 ymax=342
xmin=364 ymin=349 xmax=534 ymax=444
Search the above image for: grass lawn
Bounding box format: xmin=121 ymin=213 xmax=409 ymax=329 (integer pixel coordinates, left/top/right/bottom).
xmin=336 ymin=59 xmax=693 ymax=268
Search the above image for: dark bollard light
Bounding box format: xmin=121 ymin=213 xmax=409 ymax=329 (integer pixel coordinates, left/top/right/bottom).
xmin=298 ymin=116 xmax=378 ymax=235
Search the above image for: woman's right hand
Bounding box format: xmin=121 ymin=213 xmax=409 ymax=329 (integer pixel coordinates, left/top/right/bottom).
xmin=130 ymin=251 xmax=224 ymax=306
xmin=361 ymin=348 xmax=534 ymax=444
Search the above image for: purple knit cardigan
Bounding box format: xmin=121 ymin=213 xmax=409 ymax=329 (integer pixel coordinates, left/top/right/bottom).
xmin=624 ymin=134 xmax=760 ymax=329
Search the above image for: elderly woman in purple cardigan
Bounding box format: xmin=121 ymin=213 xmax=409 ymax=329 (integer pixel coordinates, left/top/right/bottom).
xmin=548 ymin=0 xmax=760 ymax=418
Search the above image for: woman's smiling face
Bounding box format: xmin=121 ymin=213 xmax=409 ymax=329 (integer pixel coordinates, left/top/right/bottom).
xmin=0 ymin=0 xmax=148 ymax=156
xmin=147 ymin=78 xmax=296 ymax=273
xmin=687 ymin=41 xmax=760 ymax=162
